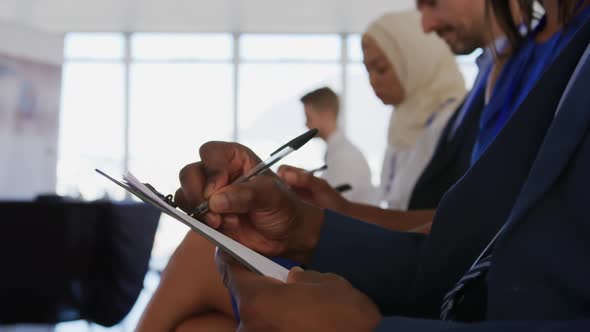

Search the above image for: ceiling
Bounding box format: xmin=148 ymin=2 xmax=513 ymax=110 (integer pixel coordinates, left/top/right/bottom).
xmin=0 ymin=0 xmax=415 ymax=34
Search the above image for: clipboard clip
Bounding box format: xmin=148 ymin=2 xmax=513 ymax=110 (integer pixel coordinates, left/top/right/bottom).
xmin=144 ymin=182 xmax=204 ymax=218
xmin=144 ymin=183 xmax=177 ymax=208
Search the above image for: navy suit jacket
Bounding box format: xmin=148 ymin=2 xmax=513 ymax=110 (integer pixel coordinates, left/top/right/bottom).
xmin=309 ymin=14 xmax=590 ymax=332
xmin=408 ymin=90 xmax=484 ymax=210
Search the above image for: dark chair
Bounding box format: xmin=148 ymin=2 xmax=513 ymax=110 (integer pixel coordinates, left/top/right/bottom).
xmin=0 ymin=200 xmax=160 ymax=327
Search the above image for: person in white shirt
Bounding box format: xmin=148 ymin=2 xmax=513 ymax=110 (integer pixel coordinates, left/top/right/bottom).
xmin=299 ymin=87 xmax=377 ymax=205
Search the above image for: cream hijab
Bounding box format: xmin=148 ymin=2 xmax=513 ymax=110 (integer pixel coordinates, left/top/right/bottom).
xmin=365 ymin=10 xmax=467 ymax=149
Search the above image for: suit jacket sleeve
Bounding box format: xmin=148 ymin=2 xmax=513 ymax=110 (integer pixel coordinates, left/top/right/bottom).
xmin=308 ymin=210 xmax=426 ymax=315
xmin=375 ymin=317 xmax=590 ymax=331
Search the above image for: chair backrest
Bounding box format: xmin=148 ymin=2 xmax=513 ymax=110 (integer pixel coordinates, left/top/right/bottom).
xmin=0 ymin=201 xmax=160 ymax=327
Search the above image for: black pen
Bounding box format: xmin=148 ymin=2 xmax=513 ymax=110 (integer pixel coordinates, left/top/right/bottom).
xmin=192 ymin=128 xmax=318 ymax=216
xmin=334 ymin=184 xmax=353 ymax=193
xmin=308 ymin=164 xmax=328 ymax=175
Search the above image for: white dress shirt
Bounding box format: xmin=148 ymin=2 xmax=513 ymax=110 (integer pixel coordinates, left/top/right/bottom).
xmin=380 ymin=108 xmax=455 ymax=210
xmin=322 ymin=130 xmax=377 ymax=205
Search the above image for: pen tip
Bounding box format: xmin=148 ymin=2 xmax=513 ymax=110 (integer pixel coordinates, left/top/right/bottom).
xmin=269 ymin=128 xmax=319 ymax=156
xmin=291 ymin=128 xmax=318 ymax=150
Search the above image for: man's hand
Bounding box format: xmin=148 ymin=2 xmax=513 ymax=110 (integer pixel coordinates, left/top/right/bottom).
xmin=216 ymin=250 xmax=382 ymax=332
xmin=175 ymin=142 xmax=324 ymax=263
xmin=277 ymin=165 xmax=351 ymax=213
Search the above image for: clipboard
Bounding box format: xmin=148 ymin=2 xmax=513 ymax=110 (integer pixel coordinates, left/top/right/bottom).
xmin=96 ymin=169 xmax=290 ymax=282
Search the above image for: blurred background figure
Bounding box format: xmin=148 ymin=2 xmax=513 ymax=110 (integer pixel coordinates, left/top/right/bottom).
xmin=363 ymin=11 xmax=467 ymax=210
xmin=300 ymin=87 xmax=377 ymax=205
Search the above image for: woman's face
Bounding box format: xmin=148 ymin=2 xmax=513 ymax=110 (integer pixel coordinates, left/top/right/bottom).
xmin=362 ymin=35 xmax=406 ymax=106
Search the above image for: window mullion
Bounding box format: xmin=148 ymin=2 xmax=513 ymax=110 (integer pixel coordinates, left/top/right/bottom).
xmin=123 ymin=32 xmax=132 ymax=199
xmin=340 ymin=33 xmax=348 ymax=133
xmin=233 ymin=32 xmax=240 ymax=142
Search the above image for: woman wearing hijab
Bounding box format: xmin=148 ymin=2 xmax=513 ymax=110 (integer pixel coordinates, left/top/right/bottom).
xmin=277 ymin=11 xmax=467 ymax=232
xmin=363 ymin=11 xmax=467 ymax=210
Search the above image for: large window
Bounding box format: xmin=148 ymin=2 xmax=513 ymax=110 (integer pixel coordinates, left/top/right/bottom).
xmin=128 ymin=34 xmax=235 ymax=261
xmin=59 ymin=32 xmax=480 ymax=250
xmin=57 ymin=32 xmax=480 ymax=331
xmin=58 ymin=34 xmax=126 ymax=200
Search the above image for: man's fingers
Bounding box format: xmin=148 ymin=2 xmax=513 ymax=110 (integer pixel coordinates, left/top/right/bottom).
xmin=209 ymin=185 xmax=256 ymax=214
xmin=214 ymin=249 xmax=280 ymax=304
xmin=288 ymin=268 xmax=350 ymax=290
xmin=281 ymin=168 xmax=309 ymax=186
xmin=203 ymin=212 xmax=223 ymax=229
xmin=277 ymin=164 xmax=306 ymax=178
xmin=177 ymin=142 xmax=265 ymax=215
xmin=287 ymin=268 xmax=325 ymax=284
xmin=280 ymin=166 xmax=326 ymax=192
xmin=174 ymin=188 xmax=190 ymax=213
xmin=199 ymin=142 xmax=262 ymax=197
xmin=178 ymin=162 xmax=206 ymax=209
xmin=208 ymin=176 xmax=279 ymax=214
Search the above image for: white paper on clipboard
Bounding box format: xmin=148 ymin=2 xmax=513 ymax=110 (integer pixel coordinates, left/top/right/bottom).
xmin=96 ymin=169 xmax=290 ymax=282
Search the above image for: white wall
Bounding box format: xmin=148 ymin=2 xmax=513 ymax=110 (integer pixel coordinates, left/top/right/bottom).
xmin=0 ymin=20 xmax=63 ymax=65
xmin=0 ymin=0 xmax=414 ymax=33
xmin=0 ymin=20 xmax=63 ymax=200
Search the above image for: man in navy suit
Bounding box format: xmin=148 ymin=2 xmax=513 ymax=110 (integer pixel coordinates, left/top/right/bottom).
xmin=175 ymin=3 xmax=590 ymax=331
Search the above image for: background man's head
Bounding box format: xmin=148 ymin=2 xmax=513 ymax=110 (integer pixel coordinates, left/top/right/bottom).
xmin=416 ymin=0 xmax=490 ymax=54
xmin=300 ymin=87 xmax=340 ymax=140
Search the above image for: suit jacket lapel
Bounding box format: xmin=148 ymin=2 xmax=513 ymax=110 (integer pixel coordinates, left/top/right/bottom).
xmin=498 ymin=41 xmax=590 ymax=244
